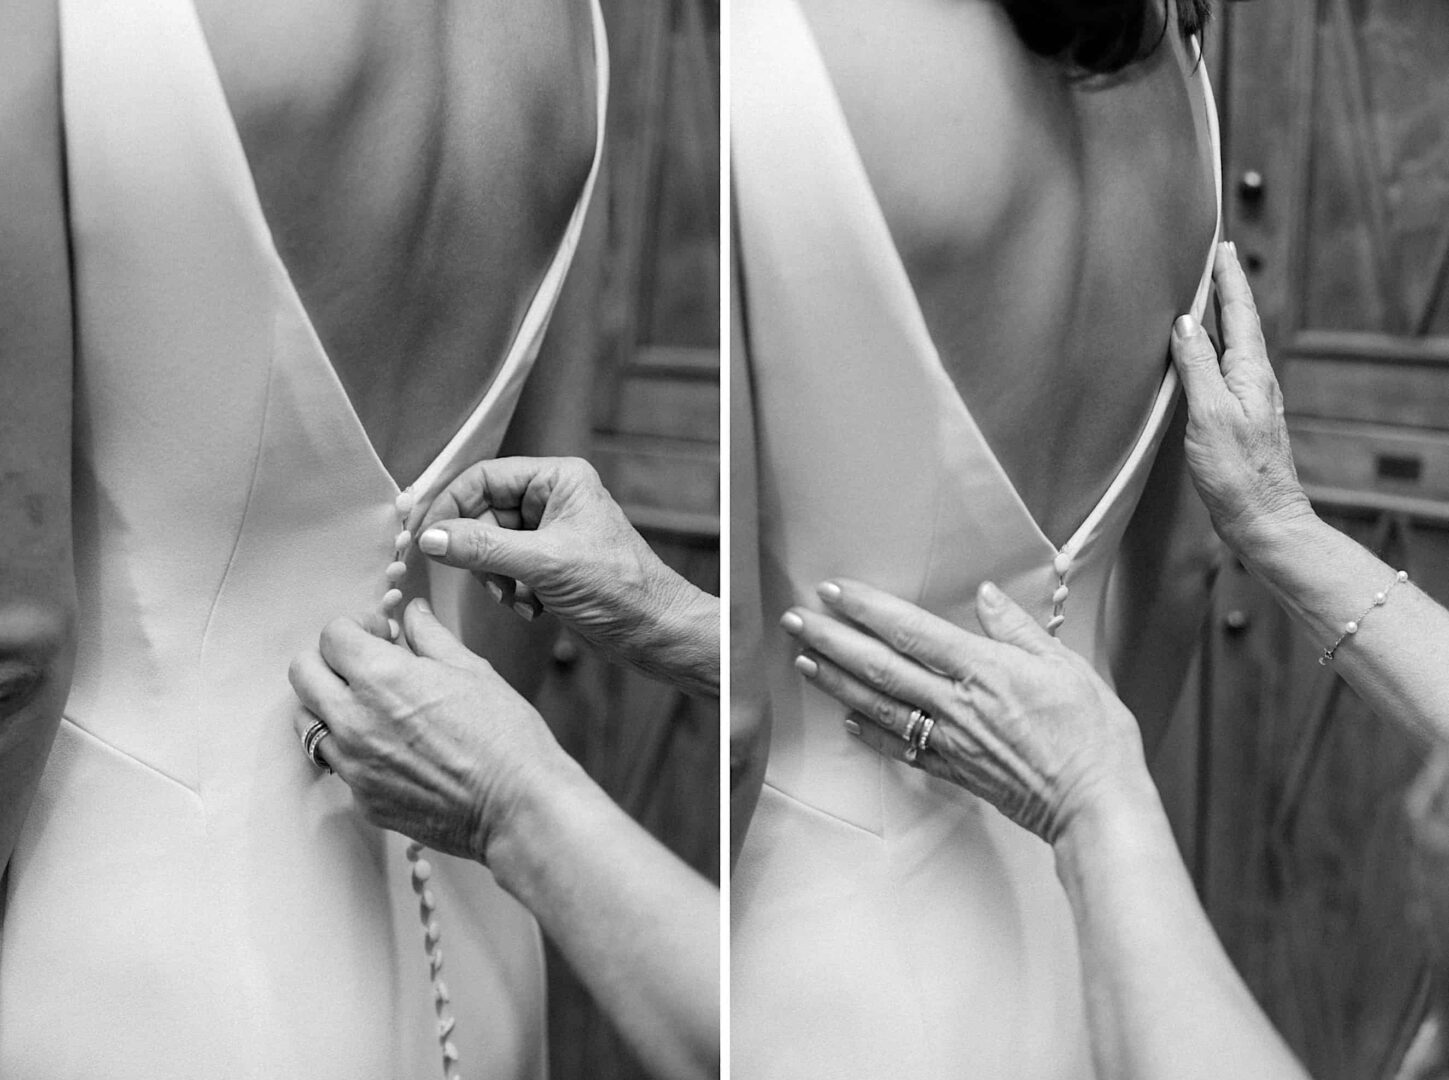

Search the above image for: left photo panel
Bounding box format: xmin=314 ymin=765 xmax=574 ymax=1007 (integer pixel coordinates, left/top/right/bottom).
xmin=0 ymin=0 xmax=720 ymax=1077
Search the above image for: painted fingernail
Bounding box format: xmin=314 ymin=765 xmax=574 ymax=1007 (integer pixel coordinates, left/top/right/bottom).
xmin=844 ymin=718 xmax=862 ymax=736
xmin=794 ymin=654 xmax=818 ymax=678
xmin=979 ymin=581 xmax=1004 ymax=608
xmin=486 ymin=582 xmax=504 ymax=603
xmin=1173 ymin=314 xmax=1198 ymax=340
xmin=419 ymin=528 xmax=449 ymax=556
xmin=779 ymin=611 xmax=804 ymax=635
xmin=817 ymin=581 xmax=842 ymax=603
xmin=513 ymin=601 xmax=535 ymax=621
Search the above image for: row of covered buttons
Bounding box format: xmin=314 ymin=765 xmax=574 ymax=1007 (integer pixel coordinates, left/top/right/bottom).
xmin=1047 ymin=548 xmax=1072 ymax=637
xmin=389 ymin=489 xmax=464 ymax=1080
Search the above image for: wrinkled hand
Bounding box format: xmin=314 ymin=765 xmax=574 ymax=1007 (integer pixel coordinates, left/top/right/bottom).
xmin=417 ymin=456 xmax=694 ymax=655
xmin=1170 ymin=242 xmax=1315 ymax=555
xmin=287 ymin=599 xmax=566 ymax=862
xmin=781 ymin=579 xmax=1148 ymax=845
xmin=417 ymin=457 xmax=716 ymax=694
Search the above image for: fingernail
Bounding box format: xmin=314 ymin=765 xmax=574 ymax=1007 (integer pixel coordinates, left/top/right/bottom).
xmin=415 ymin=598 xmax=432 ymax=616
xmin=794 ymin=654 xmax=818 ymax=678
xmin=513 ymin=602 xmax=535 ymax=621
xmin=1228 ymin=240 xmax=1239 ymax=258
xmin=817 ymin=581 xmax=842 ymax=603
xmin=486 ymin=582 xmax=504 ymax=603
xmin=419 ymin=528 xmax=448 ymax=556
xmin=979 ymin=581 xmax=1004 ymax=608
xmin=779 ymin=611 xmax=804 ymax=635
xmin=844 ymin=718 xmax=862 ymax=736
xmin=1173 ymin=314 xmax=1198 ymax=340
xmin=387 ymin=618 xmax=400 ymax=641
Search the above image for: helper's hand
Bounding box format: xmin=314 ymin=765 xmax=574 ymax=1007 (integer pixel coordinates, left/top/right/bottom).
xmin=288 ymin=600 xmax=568 ymax=863
xmin=416 ymin=457 xmax=718 ymax=696
xmin=782 ymin=579 xmax=1151 ymax=845
xmin=1170 ymin=242 xmax=1315 ymax=556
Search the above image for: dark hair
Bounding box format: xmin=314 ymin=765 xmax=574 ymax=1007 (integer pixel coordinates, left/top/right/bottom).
xmin=1001 ymin=0 xmax=1212 ymax=76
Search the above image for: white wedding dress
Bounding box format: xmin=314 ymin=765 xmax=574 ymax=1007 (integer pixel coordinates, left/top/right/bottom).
xmin=731 ymin=1 xmax=1222 ymax=1077
xmin=0 ymin=0 xmax=605 ymax=1075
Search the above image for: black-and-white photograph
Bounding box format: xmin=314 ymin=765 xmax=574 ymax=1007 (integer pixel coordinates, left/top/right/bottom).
xmin=0 ymin=0 xmax=718 ymax=1078
xmin=11 ymin=0 xmax=1449 ymax=1077
xmin=730 ymin=2 xmax=1449 ymax=1079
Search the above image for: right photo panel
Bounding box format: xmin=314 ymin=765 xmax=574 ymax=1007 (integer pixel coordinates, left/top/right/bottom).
xmin=728 ymin=2 xmax=1449 ymax=1078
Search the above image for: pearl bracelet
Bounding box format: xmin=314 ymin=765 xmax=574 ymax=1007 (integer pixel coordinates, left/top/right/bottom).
xmin=1319 ymin=569 xmax=1408 ymax=666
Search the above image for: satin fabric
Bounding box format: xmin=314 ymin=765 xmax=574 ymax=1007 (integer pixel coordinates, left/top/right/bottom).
xmin=0 ymin=0 xmax=606 ymax=1076
xmin=731 ymin=2 xmax=1222 ymax=1076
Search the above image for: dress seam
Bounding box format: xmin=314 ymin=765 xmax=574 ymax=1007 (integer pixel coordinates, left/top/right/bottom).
xmin=60 ymin=715 xmax=205 ymax=805
xmin=197 ymin=314 xmax=278 ymax=663
xmin=762 ymin=780 xmax=885 ymax=840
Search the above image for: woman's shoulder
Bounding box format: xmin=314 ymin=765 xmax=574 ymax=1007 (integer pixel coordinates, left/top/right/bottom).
xmin=801 ymin=0 xmax=1051 ymax=255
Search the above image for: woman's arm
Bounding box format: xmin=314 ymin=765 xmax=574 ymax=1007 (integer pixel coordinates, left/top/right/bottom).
xmin=0 ymin=0 xmax=78 ymax=875
xmin=1171 ymin=243 xmax=1449 ymax=746
xmin=288 ymin=603 xmax=718 ymax=1080
xmin=728 ymin=232 xmax=770 ymax=864
xmin=1057 ymin=774 xmax=1309 ymax=1080
xmin=782 ymin=578 xmax=1309 ymax=1080
xmin=490 ymin=752 xmax=720 ymax=1080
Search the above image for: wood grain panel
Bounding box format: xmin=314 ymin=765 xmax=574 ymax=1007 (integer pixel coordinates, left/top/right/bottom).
xmin=530 ymin=3 xmax=720 ymax=1079
xmin=1187 ymin=1 xmax=1449 ymax=1075
xmin=1283 ymin=358 xmax=1449 ymax=431
xmin=1289 ymin=419 xmax=1449 ymax=505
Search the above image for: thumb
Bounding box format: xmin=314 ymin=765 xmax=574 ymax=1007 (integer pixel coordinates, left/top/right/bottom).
xmin=400 ymin=598 xmax=476 ymax=665
xmin=416 ymin=516 xmax=546 ymax=583
xmin=975 ymin=582 xmax=1055 ymax=655
xmin=1169 ymin=313 xmax=1233 ymax=422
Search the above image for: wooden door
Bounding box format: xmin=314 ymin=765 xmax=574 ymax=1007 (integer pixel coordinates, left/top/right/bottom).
xmin=529 ymin=3 xmax=720 ymax=1079
xmin=1174 ymin=3 xmax=1449 ymax=1076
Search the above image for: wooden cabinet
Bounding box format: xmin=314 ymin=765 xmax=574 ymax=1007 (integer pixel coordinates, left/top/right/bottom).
xmin=529 ymin=4 xmax=720 ymax=1079
xmin=1167 ymin=4 xmax=1449 ymax=1076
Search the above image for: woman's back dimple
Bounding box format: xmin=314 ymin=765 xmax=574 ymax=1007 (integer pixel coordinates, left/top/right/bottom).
xmin=799 ymin=0 xmax=1218 ymax=546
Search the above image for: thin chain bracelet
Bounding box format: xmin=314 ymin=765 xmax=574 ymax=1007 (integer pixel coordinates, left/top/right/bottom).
xmin=1319 ymin=569 xmax=1409 ymax=666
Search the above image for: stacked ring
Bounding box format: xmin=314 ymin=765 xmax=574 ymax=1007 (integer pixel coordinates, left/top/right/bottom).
xmin=302 ymin=719 xmax=333 ymax=773
xmin=903 ymin=707 xmax=930 ymax=763
xmin=916 ymin=716 xmax=936 ymax=756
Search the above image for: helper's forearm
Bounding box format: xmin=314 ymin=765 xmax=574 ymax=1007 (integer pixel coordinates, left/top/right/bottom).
xmin=639 ymin=581 xmax=720 ymax=700
xmin=487 ymin=757 xmax=719 ymax=1080
xmin=1241 ymin=512 xmax=1449 ymax=747
xmin=1055 ymin=778 xmax=1309 ymax=1080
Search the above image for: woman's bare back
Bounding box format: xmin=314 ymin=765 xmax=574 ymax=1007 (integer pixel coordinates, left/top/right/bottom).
xmin=800 ymin=0 xmax=1217 ymax=545
xmin=194 ymin=0 xmax=599 ymax=487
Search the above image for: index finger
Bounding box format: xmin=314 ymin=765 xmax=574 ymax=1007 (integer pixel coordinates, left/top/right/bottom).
xmin=318 ymin=615 xmax=405 ymax=684
xmin=816 ymin=577 xmax=998 ymax=678
xmin=417 ymin=457 xmax=560 ymax=534
xmin=1213 ymin=244 xmax=1270 ymax=380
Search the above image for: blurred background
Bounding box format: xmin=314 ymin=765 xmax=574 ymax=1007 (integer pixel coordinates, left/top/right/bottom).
xmin=526 ymin=2 xmax=720 ymax=1078
xmin=1151 ymin=3 xmax=1449 ymax=1077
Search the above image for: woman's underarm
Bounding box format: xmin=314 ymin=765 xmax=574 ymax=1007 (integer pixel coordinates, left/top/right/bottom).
xmin=728 ymin=237 xmax=770 ymax=865
xmin=0 ymin=0 xmax=78 ymax=873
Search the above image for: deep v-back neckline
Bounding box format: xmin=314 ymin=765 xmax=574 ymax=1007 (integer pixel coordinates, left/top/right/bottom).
xmin=184 ymin=0 xmax=607 ymax=503
xmin=788 ymin=0 xmax=1222 ymax=557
